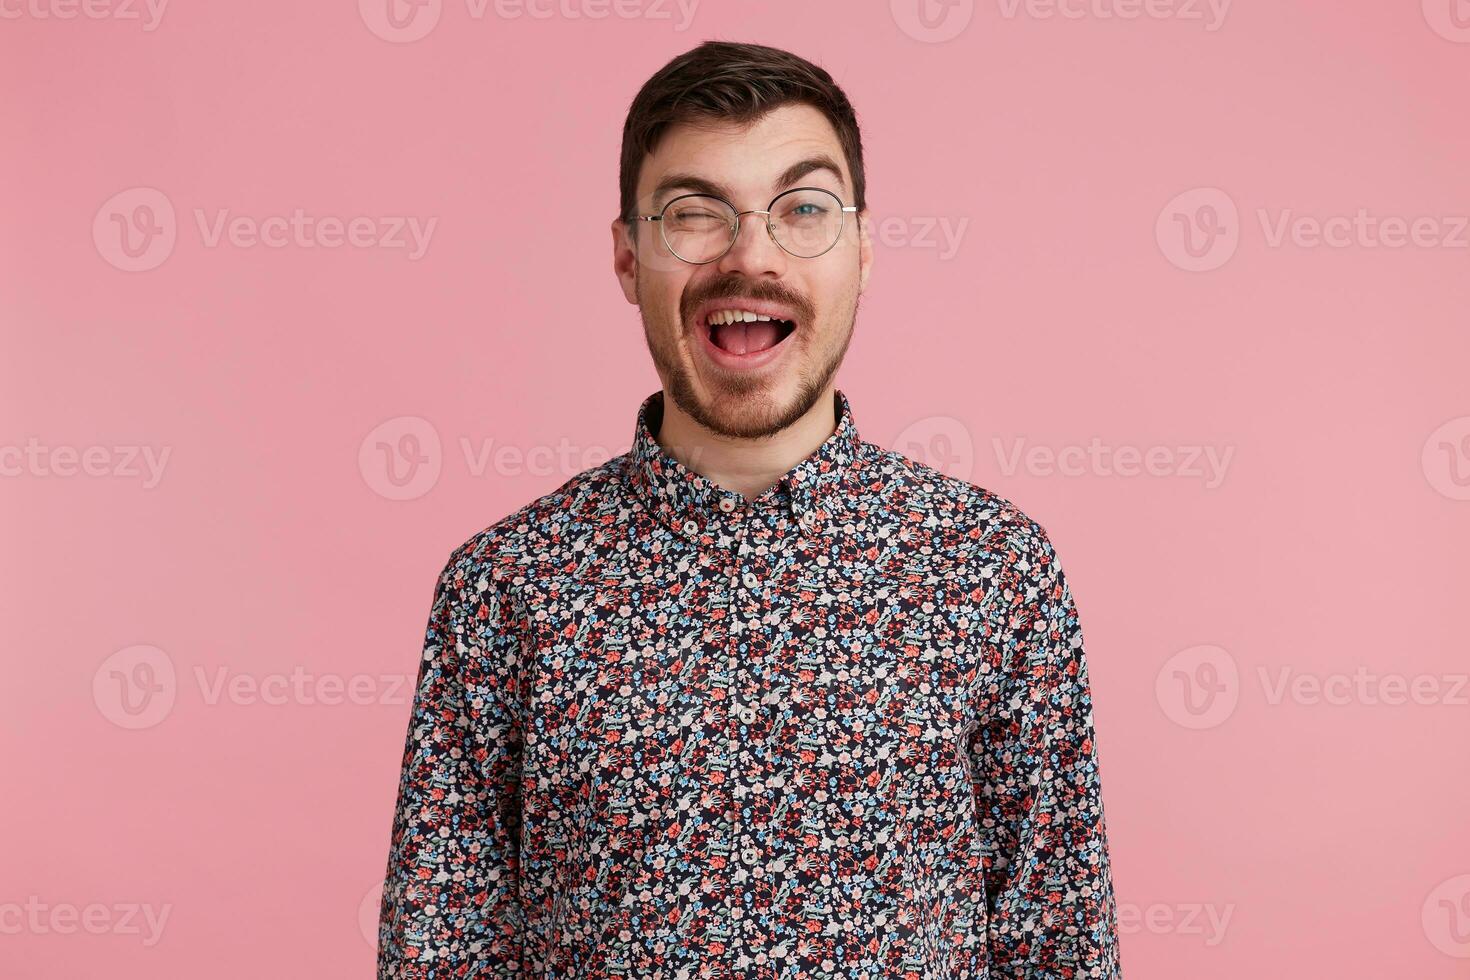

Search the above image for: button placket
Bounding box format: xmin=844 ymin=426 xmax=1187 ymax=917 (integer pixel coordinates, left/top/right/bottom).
xmin=721 ymin=518 xmax=750 ymax=943
xmin=724 ymin=514 xmax=782 ymax=949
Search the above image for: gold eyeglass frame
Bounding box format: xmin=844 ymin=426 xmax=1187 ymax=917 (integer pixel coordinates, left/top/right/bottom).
xmin=631 ymin=186 xmax=859 ymax=264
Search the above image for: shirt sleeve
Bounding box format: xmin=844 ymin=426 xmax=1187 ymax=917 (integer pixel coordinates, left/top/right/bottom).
xmin=378 ymin=544 xmax=526 ymax=978
xmin=967 ymin=524 xmax=1123 ymax=978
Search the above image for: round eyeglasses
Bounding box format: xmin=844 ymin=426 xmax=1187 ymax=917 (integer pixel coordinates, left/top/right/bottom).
xmin=632 ymin=187 xmax=858 ymax=264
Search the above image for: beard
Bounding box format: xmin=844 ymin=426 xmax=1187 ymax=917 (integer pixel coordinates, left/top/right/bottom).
xmin=636 ymin=273 xmax=858 ymax=440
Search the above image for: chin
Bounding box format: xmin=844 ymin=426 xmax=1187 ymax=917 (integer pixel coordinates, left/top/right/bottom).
xmin=687 ymin=375 xmax=824 ymax=440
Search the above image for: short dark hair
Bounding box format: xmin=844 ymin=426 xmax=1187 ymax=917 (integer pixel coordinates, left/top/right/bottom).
xmin=618 ymin=40 xmax=866 ymax=223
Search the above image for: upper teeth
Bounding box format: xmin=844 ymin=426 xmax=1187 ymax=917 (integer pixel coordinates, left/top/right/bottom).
xmin=708 ymin=309 xmax=780 ymax=326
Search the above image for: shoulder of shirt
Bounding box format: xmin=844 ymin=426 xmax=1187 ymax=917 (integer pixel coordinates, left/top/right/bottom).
xmin=434 ymin=453 xmax=634 ymax=583
xmin=437 ymin=440 xmax=1064 ymax=580
xmin=864 ymin=440 xmax=1061 ymax=567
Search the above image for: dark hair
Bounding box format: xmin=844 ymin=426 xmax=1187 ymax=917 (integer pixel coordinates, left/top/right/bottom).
xmin=618 ymin=40 xmax=866 ymax=223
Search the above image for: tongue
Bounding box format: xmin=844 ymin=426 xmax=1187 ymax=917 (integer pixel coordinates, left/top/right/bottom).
xmin=711 ymin=320 xmax=781 ymax=355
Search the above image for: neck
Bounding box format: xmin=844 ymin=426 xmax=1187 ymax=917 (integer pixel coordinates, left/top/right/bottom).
xmin=653 ymin=387 xmax=839 ymax=501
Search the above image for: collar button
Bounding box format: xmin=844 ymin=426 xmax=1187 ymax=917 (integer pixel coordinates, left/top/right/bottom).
xmin=718 ymin=497 xmax=736 ymax=513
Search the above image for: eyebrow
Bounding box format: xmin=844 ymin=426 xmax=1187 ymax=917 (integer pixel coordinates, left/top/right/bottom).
xmin=650 ymin=154 xmax=848 ymax=208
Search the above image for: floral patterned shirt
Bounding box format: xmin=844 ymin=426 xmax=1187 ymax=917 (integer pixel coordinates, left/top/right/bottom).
xmin=379 ymin=388 xmax=1122 ymax=979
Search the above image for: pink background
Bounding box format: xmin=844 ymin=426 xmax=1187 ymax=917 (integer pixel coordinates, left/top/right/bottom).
xmin=4 ymin=1 xmax=1469 ymax=976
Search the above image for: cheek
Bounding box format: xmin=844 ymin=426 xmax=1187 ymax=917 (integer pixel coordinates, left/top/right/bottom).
xmin=651 ymin=266 xmax=692 ymax=305
xmin=636 ymin=275 xmax=688 ymax=326
xmin=807 ymin=269 xmax=860 ymax=332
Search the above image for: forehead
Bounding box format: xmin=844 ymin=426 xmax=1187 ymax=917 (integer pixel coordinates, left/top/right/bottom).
xmin=637 ymin=103 xmax=850 ymax=204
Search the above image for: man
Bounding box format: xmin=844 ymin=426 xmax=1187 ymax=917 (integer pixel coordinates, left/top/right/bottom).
xmin=379 ymin=40 xmax=1122 ymax=979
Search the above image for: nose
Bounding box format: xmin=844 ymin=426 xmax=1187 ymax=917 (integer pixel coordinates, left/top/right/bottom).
xmin=715 ymin=209 xmax=788 ymax=278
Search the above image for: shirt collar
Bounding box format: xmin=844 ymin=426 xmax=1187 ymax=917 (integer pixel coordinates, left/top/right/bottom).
xmin=625 ymin=388 xmax=863 ymax=541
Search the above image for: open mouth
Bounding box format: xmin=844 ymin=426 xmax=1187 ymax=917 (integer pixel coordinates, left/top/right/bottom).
xmin=700 ymin=308 xmax=798 ymax=356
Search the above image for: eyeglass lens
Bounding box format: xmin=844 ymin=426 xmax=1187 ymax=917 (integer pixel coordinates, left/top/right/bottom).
xmin=660 ymin=188 xmax=845 ymax=262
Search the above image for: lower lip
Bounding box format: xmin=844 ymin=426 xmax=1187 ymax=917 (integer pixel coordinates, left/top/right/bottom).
xmin=694 ymin=319 xmax=798 ymax=373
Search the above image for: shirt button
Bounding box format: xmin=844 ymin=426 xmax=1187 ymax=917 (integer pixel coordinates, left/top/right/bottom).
xmin=737 ymin=703 xmax=757 ymax=724
xmin=718 ymin=497 xmax=736 ymax=513
xmin=682 ymin=518 xmax=699 ymax=537
xmin=741 ymin=846 xmax=760 ymax=866
xmin=741 ymin=571 xmax=759 ymax=590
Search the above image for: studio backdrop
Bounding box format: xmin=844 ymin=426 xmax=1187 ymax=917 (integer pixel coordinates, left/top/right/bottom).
xmin=3 ymin=2 xmax=1468 ymax=978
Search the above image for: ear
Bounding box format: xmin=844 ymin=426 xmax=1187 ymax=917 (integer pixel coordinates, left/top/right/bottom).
xmin=856 ymin=208 xmax=874 ymax=294
xmin=611 ymin=217 xmax=638 ymax=305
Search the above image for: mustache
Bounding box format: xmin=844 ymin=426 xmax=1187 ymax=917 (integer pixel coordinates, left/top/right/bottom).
xmin=681 ymin=276 xmax=814 ymax=325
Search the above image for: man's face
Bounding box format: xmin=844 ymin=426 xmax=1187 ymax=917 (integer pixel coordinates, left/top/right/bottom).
xmin=612 ymin=103 xmax=873 ymax=440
